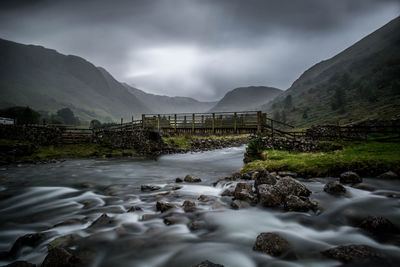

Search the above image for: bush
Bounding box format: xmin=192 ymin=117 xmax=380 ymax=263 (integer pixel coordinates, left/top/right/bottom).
xmin=247 ymin=137 xmax=264 ymax=156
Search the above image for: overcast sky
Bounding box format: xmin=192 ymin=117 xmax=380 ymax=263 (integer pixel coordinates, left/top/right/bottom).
xmin=0 ymin=0 xmax=399 ymax=101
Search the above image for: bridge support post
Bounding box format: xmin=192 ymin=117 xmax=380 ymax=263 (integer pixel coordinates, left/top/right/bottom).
xmin=257 ymin=111 xmax=262 ymax=132
xmin=212 ymin=113 xmax=215 ymax=134
xmin=142 ymin=114 xmax=145 ymax=129
xmin=157 ymin=114 xmax=160 ymax=132
xmin=174 ymin=114 xmax=177 ymax=133
xmin=192 ymin=113 xmax=195 ymax=133
xmin=184 ymin=115 xmax=187 ymax=129
xmin=234 ymin=112 xmax=237 ymax=133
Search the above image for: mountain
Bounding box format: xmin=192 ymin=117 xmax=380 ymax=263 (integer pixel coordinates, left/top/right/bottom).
xmin=0 ymin=38 xmax=152 ymax=122
xmin=262 ymin=16 xmax=400 ymax=127
xmin=124 ymin=84 xmax=217 ymax=114
xmin=210 ymin=86 xmax=282 ymax=112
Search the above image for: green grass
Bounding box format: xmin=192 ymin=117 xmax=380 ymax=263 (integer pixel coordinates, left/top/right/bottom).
xmin=163 ymin=134 xmax=249 ymax=149
xmin=242 ymin=141 xmax=400 ymax=177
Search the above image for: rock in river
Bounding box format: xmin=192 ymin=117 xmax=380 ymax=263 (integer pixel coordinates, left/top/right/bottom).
xmin=377 ymin=171 xmax=398 ymax=179
xmin=340 ymin=171 xmax=362 ymax=184
xmin=88 ymin=213 xmax=116 ymax=229
xmin=253 ymin=232 xmax=291 ymax=257
xmin=141 ymin=184 xmax=162 ymax=191
xmin=257 ymin=184 xmax=281 ymax=207
xmin=42 ymin=247 xmax=81 ymax=267
xmin=192 ymin=260 xmax=224 ymax=267
xmin=359 ymin=216 xmax=399 ymax=236
xmin=184 ymin=174 xmax=202 ymax=183
xmin=9 ymin=232 xmax=50 ymax=258
xmin=323 ymin=181 xmax=346 ymax=195
xmin=156 ymin=201 xmax=176 ymax=212
xmin=283 ymin=195 xmax=319 ymax=212
xmin=321 ymin=244 xmax=385 ymax=263
xmin=233 ymin=183 xmax=256 ymax=204
xmin=182 ymin=200 xmax=196 ymax=212
xmin=274 ymin=177 xmax=311 ymax=197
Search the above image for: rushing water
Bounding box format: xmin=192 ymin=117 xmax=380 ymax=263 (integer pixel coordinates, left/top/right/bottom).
xmin=0 ymin=146 xmax=400 ymax=266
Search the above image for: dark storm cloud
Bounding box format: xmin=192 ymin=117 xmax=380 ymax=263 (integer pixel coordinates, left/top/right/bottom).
xmin=0 ymin=0 xmax=399 ymax=100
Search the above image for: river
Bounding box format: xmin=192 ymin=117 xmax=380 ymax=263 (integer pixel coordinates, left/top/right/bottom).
xmin=0 ymin=146 xmax=400 ymax=266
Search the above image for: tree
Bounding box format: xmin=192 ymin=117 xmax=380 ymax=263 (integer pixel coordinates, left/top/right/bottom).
xmin=90 ymin=119 xmax=101 ymax=129
xmin=57 ymin=108 xmax=77 ymax=125
xmin=0 ymin=106 xmax=40 ymax=125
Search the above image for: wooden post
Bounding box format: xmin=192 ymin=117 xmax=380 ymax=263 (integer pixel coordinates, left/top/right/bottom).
xmin=192 ymin=113 xmax=195 ymax=132
xmin=174 ymin=114 xmax=177 ymax=132
xmin=184 ymin=115 xmax=187 ymax=128
xmin=168 ymin=116 xmax=171 ymax=128
xmin=271 ymin=120 xmax=274 ymax=138
xmin=201 ymin=115 xmax=204 ymax=126
xmin=157 ymin=114 xmax=160 ymax=132
xmin=212 ymin=113 xmax=215 ymax=133
xmin=234 ymin=112 xmax=237 ymax=133
xmin=142 ymin=114 xmax=145 ymax=129
xmin=257 ymin=111 xmax=262 ymax=132
xmin=262 ymin=113 xmax=267 ymax=133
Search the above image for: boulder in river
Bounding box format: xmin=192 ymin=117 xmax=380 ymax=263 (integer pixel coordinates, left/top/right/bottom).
xmin=257 ymin=184 xmax=281 ymax=207
xmin=182 ymin=200 xmax=196 ymax=212
xmin=254 ymin=171 xmax=277 ymax=189
xmin=323 ymin=181 xmax=346 ymax=195
xmin=9 ymin=232 xmax=50 ymax=257
xmin=141 ymin=185 xmax=162 ymax=191
xmin=156 ymin=201 xmax=176 ymax=212
xmin=283 ymin=195 xmax=319 ymax=212
xmin=221 ymin=189 xmax=234 ymax=197
xmin=47 ymin=234 xmax=81 ymax=250
xmin=253 ymin=232 xmax=291 ymax=257
xmin=127 ymin=206 xmax=143 ymax=212
xmin=233 ymin=183 xmax=255 ymax=203
xmin=242 ymin=172 xmax=252 ymax=180
xmin=88 ymin=213 xmax=116 ymax=229
xmin=377 ymin=171 xmax=398 ymax=180
xmin=274 ymin=177 xmax=311 ymax=198
xmin=340 ymin=171 xmax=362 ymax=184
xmin=184 ymin=174 xmax=202 ymax=183
xmin=3 ymin=261 xmax=36 ymax=267
xmin=192 ymin=260 xmax=224 ymax=267
xmin=42 ymin=247 xmax=81 ymax=267
xmin=231 ymin=199 xmax=251 ymax=209
xmin=321 ymin=244 xmax=385 ymax=263
xmin=359 ymin=216 xmax=399 ymax=236
xmin=175 ymin=177 xmax=183 ymax=183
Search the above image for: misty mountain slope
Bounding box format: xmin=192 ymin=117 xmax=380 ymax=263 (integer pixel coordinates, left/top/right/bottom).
xmin=0 ymin=38 xmax=151 ymax=122
xmin=124 ymin=84 xmax=217 ymax=114
xmin=210 ymin=86 xmax=282 ymax=112
xmin=263 ymin=16 xmax=400 ymax=127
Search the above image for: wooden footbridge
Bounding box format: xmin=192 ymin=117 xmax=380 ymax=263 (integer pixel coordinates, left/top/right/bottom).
xmin=105 ymin=111 xmax=293 ymax=135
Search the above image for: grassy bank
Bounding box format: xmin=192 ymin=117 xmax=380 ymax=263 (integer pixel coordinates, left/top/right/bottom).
xmin=163 ymin=134 xmax=249 ymax=149
xmin=242 ymin=141 xmax=400 ymax=177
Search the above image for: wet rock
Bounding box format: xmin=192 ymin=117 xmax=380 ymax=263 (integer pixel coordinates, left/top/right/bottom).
xmin=3 ymin=261 xmax=35 ymax=267
xmin=254 ymin=172 xmax=277 ymax=189
xmin=278 ymin=171 xmax=297 ymax=178
xmin=141 ymin=214 xmax=161 ymax=221
xmin=359 ymin=216 xmax=399 ymax=235
xmin=231 ymin=172 xmax=242 ymax=179
xmin=221 ymin=189 xmax=234 ymax=197
xmin=88 ymin=213 xmax=116 ymax=229
xmin=274 ymin=177 xmax=311 ymax=198
xmin=323 ymin=181 xmax=346 ymax=195
xmin=321 ymin=244 xmax=385 ymax=263
xmin=257 ymin=184 xmax=281 ymax=207
xmin=231 ymin=199 xmax=251 ymax=209
xmin=253 ymin=232 xmax=291 ymax=257
xmin=175 ymin=177 xmax=183 ymax=183
xmin=172 ymin=185 xmax=182 ymax=190
xmin=163 ymin=215 xmax=190 ymax=226
xmin=156 ymin=201 xmax=176 ymax=212
xmin=283 ymin=195 xmax=319 ymax=212
xmin=242 ymin=172 xmax=252 ymax=180
xmin=42 ymin=247 xmax=81 ymax=267
xmin=340 ymin=171 xmax=362 ymax=184
xmin=192 ymin=260 xmax=224 ymax=267
xmin=52 ymin=218 xmax=88 ymax=228
xmin=184 ymin=174 xmax=202 ymax=183
xmin=377 ymin=171 xmax=398 ymax=179
xmin=127 ymin=206 xmax=143 ymax=212
xmin=198 ymin=195 xmax=216 ymax=202
xmin=233 ymin=183 xmax=255 ymax=203
xmin=47 ymin=234 xmax=81 ymax=250
xmin=182 ymin=200 xmax=196 ymax=212
xmin=140 ymin=184 xmax=161 ymax=191
xmin=9 ymin=233 xmax=49 ymax=257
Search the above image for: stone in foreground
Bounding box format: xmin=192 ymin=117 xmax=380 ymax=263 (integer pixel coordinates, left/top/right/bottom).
xmin=257 ymin=184 xmax=281 ymax=207
xmin=156 ymin=201 xmax=176 ymax=212
xmin=184 ymin=174 xmax=202 ymax=183
xmin=359 ymin=216 xmax=399 ymax=235
xmin=192 ymin=260 xmax=224 ymax=267
xmin=182 ymin=200 xmax=196 ymax=212
xmin=283 ymin=195 xmax=319 ymax=212
xmin=140 ymin=184 xmax=162 ymax=191
xmin=42 ymin=247 xmax=81 ymax=267
xmin=323 ymin=181 xmax=346 ymax=195
xmin=340 ymin=171 xmax=362 ymax=184
xmin=321 ymin=244 xmax=385 ymax=263
xmin=274 ymin=177 xmax=311 ymax=198
xmin=253 ymin=232 xmax=291 ymax=257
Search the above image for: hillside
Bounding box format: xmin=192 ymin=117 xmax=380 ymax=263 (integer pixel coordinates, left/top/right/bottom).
xmin=125 ymin=84 xmax=217 ymax=114
xmin=210 ymin=86 xmax=282 ymax=112
xmin=262 ymin=16 xmax=400 ymax=127
xmin=0 ymin=38 xmax=152 ymax=122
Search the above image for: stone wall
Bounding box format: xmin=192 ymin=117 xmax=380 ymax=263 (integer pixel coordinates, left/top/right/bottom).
xmin=0 ymin=125 xmax=63 ymax=145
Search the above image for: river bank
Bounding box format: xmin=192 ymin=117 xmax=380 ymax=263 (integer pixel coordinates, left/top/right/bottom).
xmin=1 ymin=147 xmax=400 ymax=266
